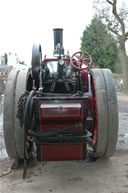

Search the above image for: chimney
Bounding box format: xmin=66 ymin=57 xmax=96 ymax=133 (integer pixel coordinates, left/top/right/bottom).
xmin=53 ymin=28 xmax=64 ymax=55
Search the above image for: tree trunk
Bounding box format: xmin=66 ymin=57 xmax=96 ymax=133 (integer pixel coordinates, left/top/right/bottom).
xmin=119 ymin=43 xmax=128 ymax=92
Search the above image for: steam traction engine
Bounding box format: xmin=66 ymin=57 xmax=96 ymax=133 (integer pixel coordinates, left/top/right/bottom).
xmin=4 ymin=29 xmax=118 ymax=174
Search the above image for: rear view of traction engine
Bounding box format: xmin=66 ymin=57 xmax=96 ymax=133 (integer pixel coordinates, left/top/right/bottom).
xmin=4 ymin=29 xmax=118 ymax=170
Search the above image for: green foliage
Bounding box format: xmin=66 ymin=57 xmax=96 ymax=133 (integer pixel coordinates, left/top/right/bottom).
xmin=80 ymin=17 xmax=118 ymax=72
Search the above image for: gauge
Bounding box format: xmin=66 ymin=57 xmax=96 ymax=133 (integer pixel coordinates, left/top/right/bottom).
xmin=58 ymin=59 xmax=65 ymax=65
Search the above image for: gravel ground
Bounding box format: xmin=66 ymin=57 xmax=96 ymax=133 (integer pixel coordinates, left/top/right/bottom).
xmin=0 ymin=91 xmax=128 ymax=193
xmin=116 ymin=92 xmax=128 ymax=151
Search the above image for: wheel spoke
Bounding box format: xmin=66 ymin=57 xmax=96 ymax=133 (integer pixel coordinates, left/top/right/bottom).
xmin=74 ymin=55 xmax=80 ymax=61
xmin=83 ymin=58 xmax=90 ymax=61
xmin=78 ymin=61 xmax=82 ymax=68
xmin=81 ymin=52 xmax=85 ymax=59
xmin=83 ymin=61 xmax=88 ymax=66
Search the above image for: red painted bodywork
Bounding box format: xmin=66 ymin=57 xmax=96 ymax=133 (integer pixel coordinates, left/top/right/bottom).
xmin=91 ymin=75 xmax=98 ymax=147
xmin=81 ymin=71 xmax=88 ymax=92
xmin=38 ymin=100 xmax=84 ymax=161
xmin=80 ymin=72 xmax=98 ymax=149
xmin=43 ymin=58 xmax=70 ymax=66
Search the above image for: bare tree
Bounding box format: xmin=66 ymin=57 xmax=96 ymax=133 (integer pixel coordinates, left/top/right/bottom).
xmin=93 ymin=0 xmax=128 ymax=91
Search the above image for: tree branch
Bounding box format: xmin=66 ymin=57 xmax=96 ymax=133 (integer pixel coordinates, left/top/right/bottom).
xmin=101 ymin=14 xmax=120 ymax=37
xmin=108 ymin=23 xmax=119 ymax=37
xmin=111 ymin=0 xmax=125 ymax=35
xmin=125 ymin=31 xmax=128 ymax=37
xmin=106 ymin=0 xmax=113 ymax=5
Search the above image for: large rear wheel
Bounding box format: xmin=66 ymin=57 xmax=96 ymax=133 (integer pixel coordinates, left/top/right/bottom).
xmin=4 ymin=69 xmax=19 ymax=159
xmin=90 ymin=68 xmax=118 ymax=157
xmin=15 ymin=69 xmax=30 ymax=159
xmin=4 ymin=68 xmax=31 ymax=159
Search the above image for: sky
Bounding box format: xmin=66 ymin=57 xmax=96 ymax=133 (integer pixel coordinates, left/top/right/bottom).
xmin=0 ymin=0 xmax=94 ymax=64
xmin=0 ymin=0 xmax=127 ymax=64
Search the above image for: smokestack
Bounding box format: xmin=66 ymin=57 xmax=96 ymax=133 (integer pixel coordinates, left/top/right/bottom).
xmin=53 ymin=28 xmax=64 ymax=55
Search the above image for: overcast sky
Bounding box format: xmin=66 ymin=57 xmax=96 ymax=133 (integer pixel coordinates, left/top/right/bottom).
xmin=0 ymin=0 xmax=127 ymax=64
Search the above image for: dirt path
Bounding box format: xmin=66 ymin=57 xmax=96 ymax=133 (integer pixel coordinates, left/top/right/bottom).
xmin=0 ymin=92 xmax=128 ymax=193
xmin=0 ymin=151 xmax=128 ymax=193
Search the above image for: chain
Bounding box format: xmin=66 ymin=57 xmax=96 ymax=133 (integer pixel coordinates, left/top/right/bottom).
xmin=16 ymin=91 xmax=29 ymax=127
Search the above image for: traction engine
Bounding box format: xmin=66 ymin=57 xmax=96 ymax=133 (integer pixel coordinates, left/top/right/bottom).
xmin=3 ymin=29 xmax=118 ymax=176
